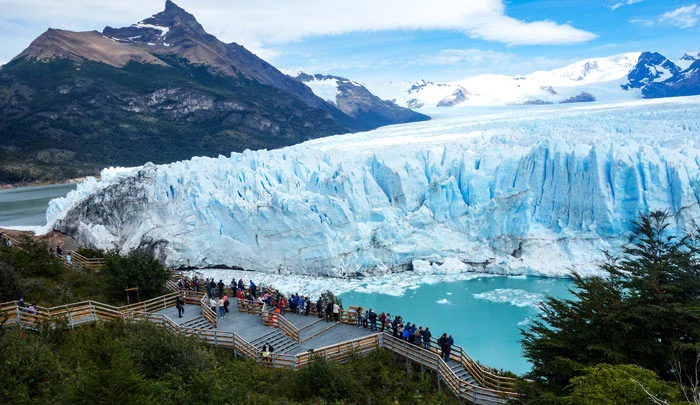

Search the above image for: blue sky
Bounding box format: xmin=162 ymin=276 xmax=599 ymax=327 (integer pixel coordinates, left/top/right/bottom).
xmin=1 ymin=0 xmax=698 ymax=91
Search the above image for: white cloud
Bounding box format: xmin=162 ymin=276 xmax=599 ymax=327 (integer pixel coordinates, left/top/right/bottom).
xmin=659 ymin=4 xmax=700 ymax=29
xmin=1 ymin=0 xmax=596 ymax=50
xmin=629 ymin=18 xmax=654 ymax=27
xmin=247 ymin=47 xmax=282 ymax=62
xmin=610 ymin=0 xmax=643 ymax=11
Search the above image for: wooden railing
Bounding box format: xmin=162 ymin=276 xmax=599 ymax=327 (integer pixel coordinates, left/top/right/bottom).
xmin=296 ymin=333 xmax=381 ymax=367
xmin=380 ymin=334 xmax=519 ymax=403
xmin=0 ymin=233 xmax=23 ymax=249
xmin=199 ymin=294 xmax=218 ymax=328
xmin=0 ymin=293 xmax=520 ymax=404
xmin=261 ymin=309 xmax=300 ymax=343
xmin=64 ymin=251 xmax=105 ymax=270
xmin=237 ymin=299 xmax=264 ymax=315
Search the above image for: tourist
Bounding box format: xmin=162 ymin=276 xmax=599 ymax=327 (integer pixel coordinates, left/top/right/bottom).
xmin=297 ymin=295 xmax=306 ymax=315
xmin=209 ymin=296 xmax=217 ymax=314
xmin=368 ymin=308 xmax=377 ymax=331
xmin=437 ymin=333 xmax=447 ymax=359
xmin=56 ymin=245 xmax=63 ymax=256
xmin=385 ymin=313 xmax=393 ymax=334
xmin=316 ymin=298 xmax=323 ymax=318
xmin=249 ymin=280 xmax=257 ymax=298
xmin=444 ymin=334 xmax=454 ymax=361
xmin=223 ymin=293 xmax=230 ymax=313
xmin=392 ymin=316 xmax=399 ymax=337
xmin=305 ymin=297 xmax=311 ymax=316
xmin=17 ymin=297 xmax=25 ymax=309
xmin=355 ymin=307 xmax=363 ymax=327
xmin=278 ymin=296 xmax=287 ymax=315
xmin=325 ymin=301 xmax=333 ymax=322
xmin=217 ymin=279 xmax=225 ymax=297
xmin=261 ymin=342 xmax=274 ymax=365
xmin=5 ymin=238 xmax=11 ymax=247
xmin=380 ymin=311 xmax=387 ymax=332
xmin=28 ymin=304 xmax=37 ymax=315
xmin=332 ymin=302 xmax=340 ymax=322
xmin=209 ymin=279 xmax=216 ymax=298
xmin=176 ymin=295 xmax=185 ymax=318
xmin=177 ymin=279 xmax=184 ymax=290
xmin=290 ymin=294 xmax=298 ymax=314
xmin=422 ymin=327 xmax=432 ymax=349
xmin=193 ymin=277 xmax=199 ymax=292
xmin=408 ymin=323 xmax=416 ymax=344
xmin=237 ymin=278 xmax=244 ymax=291
xmin=414 ymin=327 xmax=423 ymax=346
xmin=402 ymin=323 xmax=410 ymax=340
xmin=218 ymin=295 xmax=226 ymax=318
xmin=66 ymin=253 xmax=72 ymax=266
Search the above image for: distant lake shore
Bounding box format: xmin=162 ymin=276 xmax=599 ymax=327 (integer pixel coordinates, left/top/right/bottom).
xmin=0 ymin=176 xmax=95 ymax=190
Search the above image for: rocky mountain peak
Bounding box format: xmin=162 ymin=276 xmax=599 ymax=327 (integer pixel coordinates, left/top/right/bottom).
xmin=623 ymin=51 xmax=680 ymax=90
xmin=103 ymin=0 xmax=210 ymax=46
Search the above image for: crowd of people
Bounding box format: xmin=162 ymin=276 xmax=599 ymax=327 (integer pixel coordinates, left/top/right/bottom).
xmin=175 ymin=275 xmax=458 ymax=361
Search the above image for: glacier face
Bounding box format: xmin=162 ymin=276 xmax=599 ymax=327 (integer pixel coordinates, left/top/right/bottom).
xmin=46 ymin=97 xmax=700 ymax=277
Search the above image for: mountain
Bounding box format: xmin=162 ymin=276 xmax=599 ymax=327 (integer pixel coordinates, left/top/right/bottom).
xmin=45 ymin=97 xmax=700 ymax=277
xmin=294 ymin=73 xmax=428 ymax=128
xmin=0 ymin=1 xmax=427 ymax=185
xmin=386 ymin=53 xmax=642 ymax=108
xmin=386 ymin=50 xmax=700 ymax=108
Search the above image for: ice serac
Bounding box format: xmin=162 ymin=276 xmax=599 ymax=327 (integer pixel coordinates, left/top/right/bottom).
xmin=47 ymin=98 xmax=700 ymax=277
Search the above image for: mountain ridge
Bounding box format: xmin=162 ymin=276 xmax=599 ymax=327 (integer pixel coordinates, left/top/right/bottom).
xmin=384 ymin=50 xmax=700 ymax=108
xmin=0 ymin=1 xmax=427 ymax=185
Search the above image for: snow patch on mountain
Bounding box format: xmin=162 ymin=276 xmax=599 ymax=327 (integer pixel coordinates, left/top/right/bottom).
xmin=302 ymin=76 xmax=342 ymax=104
xmin=390 ymin=53 xmax=643 ymax=108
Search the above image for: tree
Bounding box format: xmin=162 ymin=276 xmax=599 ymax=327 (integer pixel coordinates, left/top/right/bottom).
xmin=521 ymin=210 xmax=700 ymax=395
xmin=567 ymin=364 xmax=681 ymax=405
xmin=102 ymin=250 xmax=170 ymax=302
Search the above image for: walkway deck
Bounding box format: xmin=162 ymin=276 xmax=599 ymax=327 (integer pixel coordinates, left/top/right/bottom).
xmin=157 ymin=299 xmax=377 ymax=353
xmin=2 ymin=287 xmax=519 ymax=404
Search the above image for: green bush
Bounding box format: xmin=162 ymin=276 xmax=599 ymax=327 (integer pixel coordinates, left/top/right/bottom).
xmin=568 ymin=364 xmax=682 ymax=404
xmin=102 ymin=250 xmax=170 ymax=302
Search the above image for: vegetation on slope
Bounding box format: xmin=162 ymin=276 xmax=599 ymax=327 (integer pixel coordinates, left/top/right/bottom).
xmin=0 ymin=319 xmax=458 ymax=404
xmin=0 ymin=238 xmax=169 ymax=306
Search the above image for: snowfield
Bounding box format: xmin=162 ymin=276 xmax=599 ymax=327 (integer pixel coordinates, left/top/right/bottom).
xmin=43 ymin=97 xmax=700 ymax=279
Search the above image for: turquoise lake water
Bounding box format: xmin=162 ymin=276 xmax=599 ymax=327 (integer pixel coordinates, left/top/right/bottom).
xmin=340 ymin=275 xmax=574 ymax=375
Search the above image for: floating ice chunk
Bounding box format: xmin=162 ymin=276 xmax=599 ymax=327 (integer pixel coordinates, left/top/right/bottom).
xmin=436 ymin=298 xmax=452 ymax=305
xmin=473 ymin=289 xmax=544 ymax=308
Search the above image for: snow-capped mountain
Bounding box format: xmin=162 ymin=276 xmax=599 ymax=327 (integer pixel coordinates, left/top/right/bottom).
xmin=389 ymin=51 xmax=700 ymax=108
xmin=677 ymin=51 xmax=700 ymax=70
xmin=294 ymin=73 xmax=428 ymax=127
xmin=43 ymin=97 xmax=700 ymax=278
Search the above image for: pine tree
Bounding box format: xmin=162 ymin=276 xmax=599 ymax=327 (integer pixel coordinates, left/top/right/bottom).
xmin=521 ymin=210 xmax=700 ymax=395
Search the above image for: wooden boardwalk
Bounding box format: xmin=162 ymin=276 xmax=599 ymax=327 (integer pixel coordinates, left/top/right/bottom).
xmin=0 ymin=240 xmax=519 ymax=403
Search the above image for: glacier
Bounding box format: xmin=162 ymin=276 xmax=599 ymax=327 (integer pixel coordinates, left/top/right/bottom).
xmin=43 ymin=97 xmax=700 ymax=278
